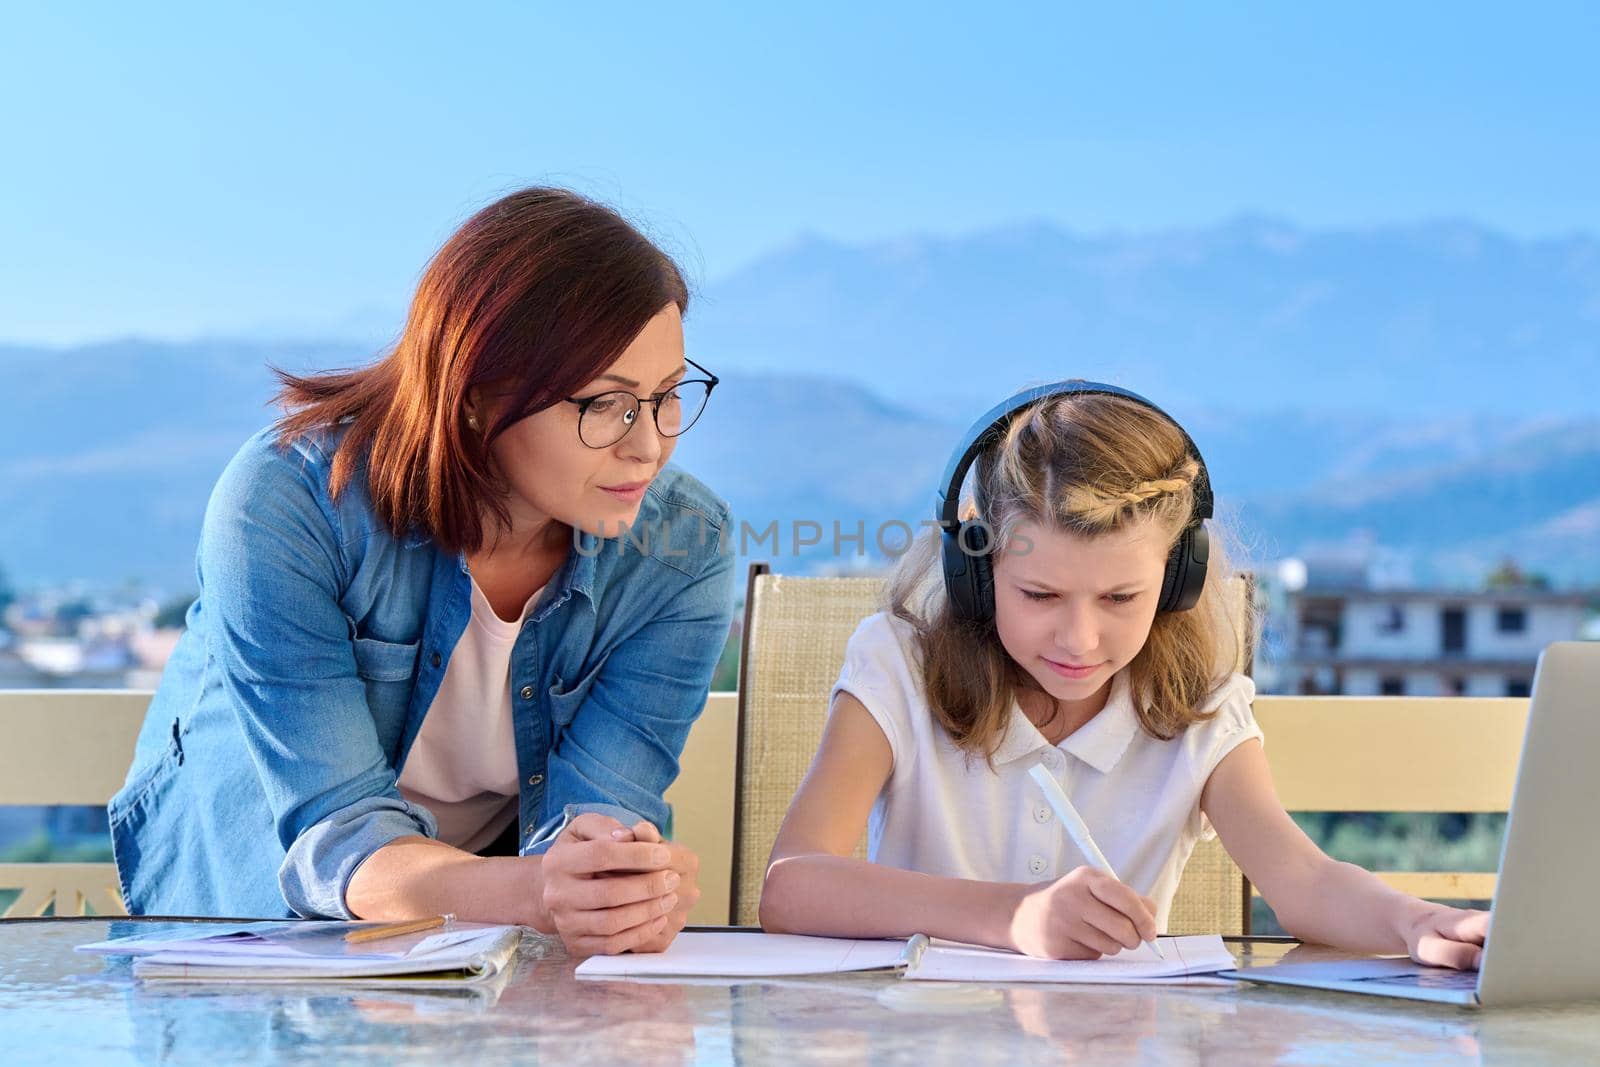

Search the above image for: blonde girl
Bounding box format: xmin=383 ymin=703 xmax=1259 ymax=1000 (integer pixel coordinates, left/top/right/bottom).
xmin=761 ymin=383 xmax=1487 ymax=968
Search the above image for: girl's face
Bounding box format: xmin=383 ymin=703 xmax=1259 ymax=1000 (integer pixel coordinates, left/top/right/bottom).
xmin=476 ymin=302 xmax=687 ymax=543
xmin=990 ymin=516 xmax=1172 ymax=707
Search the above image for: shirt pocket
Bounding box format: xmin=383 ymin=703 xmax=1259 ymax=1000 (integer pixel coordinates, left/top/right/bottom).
xmin=352 ymin=636 xmax=419 ymax=725
xmin=108 ymin=734 xmax=184 ymax=822
xmin=107 ymin=723 xmax=189 ymax=909
xmin=547 ymin=655 xmax=609 ymax=728
xmin=352 ymin=636 xmax=420 ymax=682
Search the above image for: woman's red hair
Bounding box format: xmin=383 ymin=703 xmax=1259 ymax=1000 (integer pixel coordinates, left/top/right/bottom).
xmin=273 ymin=187 xmax=689 ymax=554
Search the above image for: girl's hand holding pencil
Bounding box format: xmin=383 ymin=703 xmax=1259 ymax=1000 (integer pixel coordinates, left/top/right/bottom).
xmin=1005 ymin=867 xmax=1161 ymax=961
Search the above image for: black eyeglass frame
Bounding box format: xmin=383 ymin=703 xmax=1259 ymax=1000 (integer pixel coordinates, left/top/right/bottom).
xmin=562 ymin=357 xmax=720 ymax=449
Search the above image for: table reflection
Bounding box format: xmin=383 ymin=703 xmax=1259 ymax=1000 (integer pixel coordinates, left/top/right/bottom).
xmin=3 ymin=919 xmax=1598 ymax=1066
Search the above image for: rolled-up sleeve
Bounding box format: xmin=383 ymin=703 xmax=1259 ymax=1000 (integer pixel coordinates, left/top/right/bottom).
xmin=522 ymin=546 xmax=736 ymax=855
xmin=199 ymin=441 xmax=435 ymax=917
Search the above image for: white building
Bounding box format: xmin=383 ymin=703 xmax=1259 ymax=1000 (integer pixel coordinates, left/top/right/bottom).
xmin=1285 ymin=587 xmax=1592 ymax=696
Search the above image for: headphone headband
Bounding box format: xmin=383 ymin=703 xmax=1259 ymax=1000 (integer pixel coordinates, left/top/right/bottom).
xmin=934 ymin=380 xmax=1213 ymax=530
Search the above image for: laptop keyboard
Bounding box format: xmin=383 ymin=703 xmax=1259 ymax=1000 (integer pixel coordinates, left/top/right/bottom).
xmin=1358 ymin=970 xmax=1480 ymax=991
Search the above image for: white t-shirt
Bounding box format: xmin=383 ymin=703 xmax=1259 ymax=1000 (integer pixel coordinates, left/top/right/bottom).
xmin=833 ymin=612 xmax=1263 ymax=933
xmin=397 ymin=578 xmax=543 ymax=854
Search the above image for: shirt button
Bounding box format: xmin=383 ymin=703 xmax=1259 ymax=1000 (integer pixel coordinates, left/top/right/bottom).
xmin=1041 ymin=749 xmax=1061 ymax=769
xmin=528 ymin=773 xmax=544 ymax=786
xmin=1034 ymin=805 xmax=1052 ymax=824
xmin=1028 ymin=855 xmax=1047 ymax=875
xmin=519 ymin=685 xmax=535 ymax=700
xmin=430 ymin=651 xmax=442 ymax=669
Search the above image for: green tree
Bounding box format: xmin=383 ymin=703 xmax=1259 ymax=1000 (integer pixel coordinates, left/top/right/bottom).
xmin=54 ymin=596 xmax=95 ymax=633
xmin=153 ymin=593 xmax=197 ymax=630
xmin=1485 ymin=558 xmax=1550 ymax=591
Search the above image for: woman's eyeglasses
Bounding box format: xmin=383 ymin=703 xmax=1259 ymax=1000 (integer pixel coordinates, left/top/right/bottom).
xmin=564 ymin=357 xmax=719 ymax=449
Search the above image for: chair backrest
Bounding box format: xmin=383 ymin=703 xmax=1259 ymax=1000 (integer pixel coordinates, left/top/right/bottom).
xmin=0 ymin=689 xmax=147 ymax=917
xmin=730 ymin=564 xmax=885 ymax=925
xmin=729 ymin=565 xmax=1258 ymax=932
xmin=1179 ymin=573 xmax=1256 ymax=933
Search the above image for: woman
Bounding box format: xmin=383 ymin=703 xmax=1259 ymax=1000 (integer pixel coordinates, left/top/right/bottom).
xmin=110 ymin=188 xmax=733 ymax=956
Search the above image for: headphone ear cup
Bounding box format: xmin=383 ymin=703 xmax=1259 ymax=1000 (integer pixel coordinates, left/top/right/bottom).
xmin=1159 ymin=525 xmax=1210 ymax=613
xmin=941 ymin=527 xmax=976 ymax=622
xmin=969 ymin=527 xmax=996 ymax=622
xmin=942 ymin=522 xmax=997 ymax=623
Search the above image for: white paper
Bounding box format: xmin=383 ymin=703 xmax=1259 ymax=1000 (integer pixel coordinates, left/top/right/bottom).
xmin=77 ymin=924 xmax=270 ymax=957
xmin=906 ymin=935 xmax=1238 ymax=984
xmin=78 ymin=921 xmax=522 ymax=984
xmin=575 ymin=931 xmax=1238 ymax=985
xmin=575 ymin=931 xmax=912 ymax=978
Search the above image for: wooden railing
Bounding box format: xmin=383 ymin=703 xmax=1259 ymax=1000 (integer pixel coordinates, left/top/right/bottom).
xmin=1 ymin=690 xmax=1523 ymax=921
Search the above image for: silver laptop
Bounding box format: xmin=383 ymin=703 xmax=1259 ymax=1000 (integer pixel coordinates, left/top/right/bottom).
xmin=1226 ymin=642 xmax=1600 ymax=1007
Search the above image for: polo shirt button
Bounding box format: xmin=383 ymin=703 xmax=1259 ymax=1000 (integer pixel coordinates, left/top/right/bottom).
xmin=528 ymin=773 xmax=544 ymax=786
xmin=1034 ymin=805 xmax=1051 ymax=824
xmin=1028 ymin=855 xmax=1047 ymax=875
xmin=519 ymin=685 xmax=535 ymax=700
xmin=1041 ymin=749 xmax=1061 ymax=769
xmin=430 ymin=651 xmax=442 ymax=669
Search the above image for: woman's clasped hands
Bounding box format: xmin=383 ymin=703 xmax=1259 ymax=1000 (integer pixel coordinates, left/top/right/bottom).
xmin=540 ymin=812 xmax=700 ymax=956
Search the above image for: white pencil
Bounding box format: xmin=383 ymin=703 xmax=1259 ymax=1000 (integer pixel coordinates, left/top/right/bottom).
xmin=1027 ymin=762 xmax=1165 ymax=961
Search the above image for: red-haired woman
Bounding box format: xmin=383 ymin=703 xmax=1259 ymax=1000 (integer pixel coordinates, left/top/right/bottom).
xmin=110 ymin=188 xmax=730 ymax=956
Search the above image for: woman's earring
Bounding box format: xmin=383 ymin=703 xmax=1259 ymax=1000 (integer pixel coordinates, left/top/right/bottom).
xmin=467 ymin=414 xmax=481 ymax=431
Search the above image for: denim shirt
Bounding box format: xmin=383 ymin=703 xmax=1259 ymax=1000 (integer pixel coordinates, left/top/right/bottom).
xmin=109 ymin=425 xmax=735 ymax=919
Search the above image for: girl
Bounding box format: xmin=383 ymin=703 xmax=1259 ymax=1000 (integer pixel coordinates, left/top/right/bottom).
xmin=111 ymin=188 xmax=729 ymax=957
xmin=761 ymin=384 xmax=1488 ymax=969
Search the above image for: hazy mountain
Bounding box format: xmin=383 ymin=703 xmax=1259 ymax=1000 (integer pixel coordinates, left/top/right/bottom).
xmin=0 ymin=337 xmax=366 ymax=462
xmin=1239 ymin=417 xmax=1600 ymax=582
xmin=3 ymin=215 xmax=1597 ymax=588
xmin=0 ymin=338 xmax=364 ymax=590
xmin=691 ymin=216 xmax=1600 ymax=419
xmin=686 ymin=383 xmax=1600 ymax=585
xmin=0 ymin=342 xmax=1594 ymax=589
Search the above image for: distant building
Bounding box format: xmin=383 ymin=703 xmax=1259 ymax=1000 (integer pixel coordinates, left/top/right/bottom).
xmin=1283 ymin=586 xmax=1592 ymax=696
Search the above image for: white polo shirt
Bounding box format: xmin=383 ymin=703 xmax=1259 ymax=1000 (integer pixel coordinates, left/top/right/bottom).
xmin=833 ymin=612 xmax=1262 ymax=933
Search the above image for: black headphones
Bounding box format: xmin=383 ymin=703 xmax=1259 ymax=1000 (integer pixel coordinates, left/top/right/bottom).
xmin=936 ymin=380 xmax=1213 ymax=624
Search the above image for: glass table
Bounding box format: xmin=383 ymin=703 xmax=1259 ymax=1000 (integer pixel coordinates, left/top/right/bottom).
xmin=4 ymin=918 xmax=1598 ymax=1065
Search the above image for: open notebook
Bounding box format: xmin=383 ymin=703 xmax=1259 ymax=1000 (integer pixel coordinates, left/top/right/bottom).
xmin=78 ymin=920 xmax=523 ymax=988
xmin=576 ymin=931 xmax=1236 ymax=985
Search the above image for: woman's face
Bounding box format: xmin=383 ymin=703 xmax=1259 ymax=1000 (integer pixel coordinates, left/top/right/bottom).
xmin=478 ymin=302 xmax=688 ymax=543
xmin=989 ymin=516 xmax=1172 ymax=708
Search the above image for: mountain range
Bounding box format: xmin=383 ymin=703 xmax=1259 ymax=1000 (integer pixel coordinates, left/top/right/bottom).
xmin=2 ymin=216 xmax=1597 ymax=590
xmin=692 ymin=216 xmax=1600 ymax=420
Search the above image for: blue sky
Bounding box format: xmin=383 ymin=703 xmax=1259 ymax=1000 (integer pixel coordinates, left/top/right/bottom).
xmin=3 ymin=1 xmax=1597 ymax=344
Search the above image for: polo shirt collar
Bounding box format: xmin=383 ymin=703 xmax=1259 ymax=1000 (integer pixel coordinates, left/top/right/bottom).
xmin=993 ymin=670 xmax=1141 ymax=775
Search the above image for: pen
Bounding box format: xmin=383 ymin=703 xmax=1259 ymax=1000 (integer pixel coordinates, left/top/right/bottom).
xmin=1026 ymin=763 xmax=1165 ymax=961
xmin=343 ymin=913 xmax=455 ymax=944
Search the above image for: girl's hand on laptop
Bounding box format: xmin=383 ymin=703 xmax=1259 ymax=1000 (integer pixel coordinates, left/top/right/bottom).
xmin=1007 ymin=866 xmax=1160 ymax=960
xmin=1402 ymin=904 xmax=1489 ymax=970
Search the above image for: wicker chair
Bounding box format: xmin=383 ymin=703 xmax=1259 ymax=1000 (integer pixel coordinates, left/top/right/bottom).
xmin=729 ymin=562 xmax=1256 ymax=933
xmin=729 ymin=565 xmax=883 ymax=925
